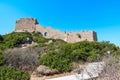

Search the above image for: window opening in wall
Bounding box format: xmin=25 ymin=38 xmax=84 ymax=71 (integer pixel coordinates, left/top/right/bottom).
xmin=77 ymin=34 xmax=81 ymax=39
xmin=44 ymin=32 xmax=48 ymax=37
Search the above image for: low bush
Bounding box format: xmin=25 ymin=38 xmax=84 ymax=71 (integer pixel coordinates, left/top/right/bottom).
xmin=0 ymin=35 xmax=3 ymax=42
xmin=0 ymin=51 xmax=4 ymax=65
xmin=1 ymin=32 xmax=32 ymax=49
xmin=0 ymin=66 xmax=30 ymax=80
xmin=40 ymin=52 xmax=72 ymax=72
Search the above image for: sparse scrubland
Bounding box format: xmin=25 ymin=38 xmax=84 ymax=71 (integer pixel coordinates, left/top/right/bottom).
xmin=0 ymin=32 xmax=120 ymax=80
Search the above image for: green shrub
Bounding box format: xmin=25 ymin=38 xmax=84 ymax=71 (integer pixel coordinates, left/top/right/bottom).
xmin=0 ymin=35 xmax=3 ymax=42
xmin=40 ymin=52 xmax=72 ymax=72
xmin=37 ymin=38 xmax=49 ymax=43
xmin=3 ymin=32 xmax=32 ymax=49
xmin=0 ymin=66 xmax=30 ymax=80
xmin=0 ymin=51 xmax=4 ymax=65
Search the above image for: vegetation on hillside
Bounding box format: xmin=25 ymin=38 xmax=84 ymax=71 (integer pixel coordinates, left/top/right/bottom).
xmin=0 ymin=51 xmax=4 ymax=65
xmin=0 ymin=66 xmax=30 ymax=80
xmin=40 ymin=41 xmax=119 ymax=72
xmin=0 ymin=32 xmax=120 ymax=79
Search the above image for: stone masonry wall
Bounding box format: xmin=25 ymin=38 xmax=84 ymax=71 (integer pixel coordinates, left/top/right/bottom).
xmin=14 ymin=18 xmax=97 ymax=42
xmin=15 ymin=18 xmax=38 ymax=32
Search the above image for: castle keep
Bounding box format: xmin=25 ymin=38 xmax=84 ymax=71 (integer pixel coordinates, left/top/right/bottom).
xmin=15 ymin=18 xmax=97 ymax=42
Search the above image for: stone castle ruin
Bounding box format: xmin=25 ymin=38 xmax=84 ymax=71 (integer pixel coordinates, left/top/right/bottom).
xmin=14 ymin=18 xmax=97 ymax=43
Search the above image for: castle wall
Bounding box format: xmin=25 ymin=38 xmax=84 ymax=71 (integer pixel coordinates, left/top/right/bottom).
xmin=15 ymin=18 xmax=38 ymax=32
xmin=14 ymin=18 xmax=97 ymax=42
xmin=35 ymin=25 xmax=66 ymax=39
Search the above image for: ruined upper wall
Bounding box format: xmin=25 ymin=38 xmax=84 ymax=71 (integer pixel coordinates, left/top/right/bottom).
xmin=15 ymin=18 xmax=38 ymax=32
xmin=14 ymin=18 xmax=97 ymax=42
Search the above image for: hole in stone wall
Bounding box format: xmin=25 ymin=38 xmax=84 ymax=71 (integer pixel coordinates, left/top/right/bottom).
xmin=77 ymin=34 xmax=81 ymax=39
xmin=44 ymin=32 xmax=48 ymax=37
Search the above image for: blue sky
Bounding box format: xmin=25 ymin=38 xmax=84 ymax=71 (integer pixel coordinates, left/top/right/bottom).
xmin=0 ymin=0 xmax=120 ymax=46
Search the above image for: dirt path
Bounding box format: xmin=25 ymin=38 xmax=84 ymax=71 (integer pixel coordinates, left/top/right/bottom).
xmin=30 ymin=75 xmax=46 ymax=80
xmin=30 ymin=71 xmax=75 ymax=80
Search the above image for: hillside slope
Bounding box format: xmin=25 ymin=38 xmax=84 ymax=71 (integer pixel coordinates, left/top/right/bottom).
xmin=0 ymin=32 xmax=120 ymax=80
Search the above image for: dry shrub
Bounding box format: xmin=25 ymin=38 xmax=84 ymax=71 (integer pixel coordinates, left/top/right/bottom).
xmin=97 ymin=55 xmax=120 ymax=80
xmin=4 ymin=48 xmax=40 ymax=72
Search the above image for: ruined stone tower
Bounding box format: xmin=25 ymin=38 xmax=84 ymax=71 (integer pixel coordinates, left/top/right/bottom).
xmin=14 ymin=18 xmax=97 ymax=42
xmin=15 ymin=18 xmax=38 ymax=32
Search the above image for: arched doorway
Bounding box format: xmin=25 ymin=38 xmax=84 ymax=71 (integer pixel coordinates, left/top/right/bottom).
xmin=44 ymin=32 xmax=48 ymax=37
